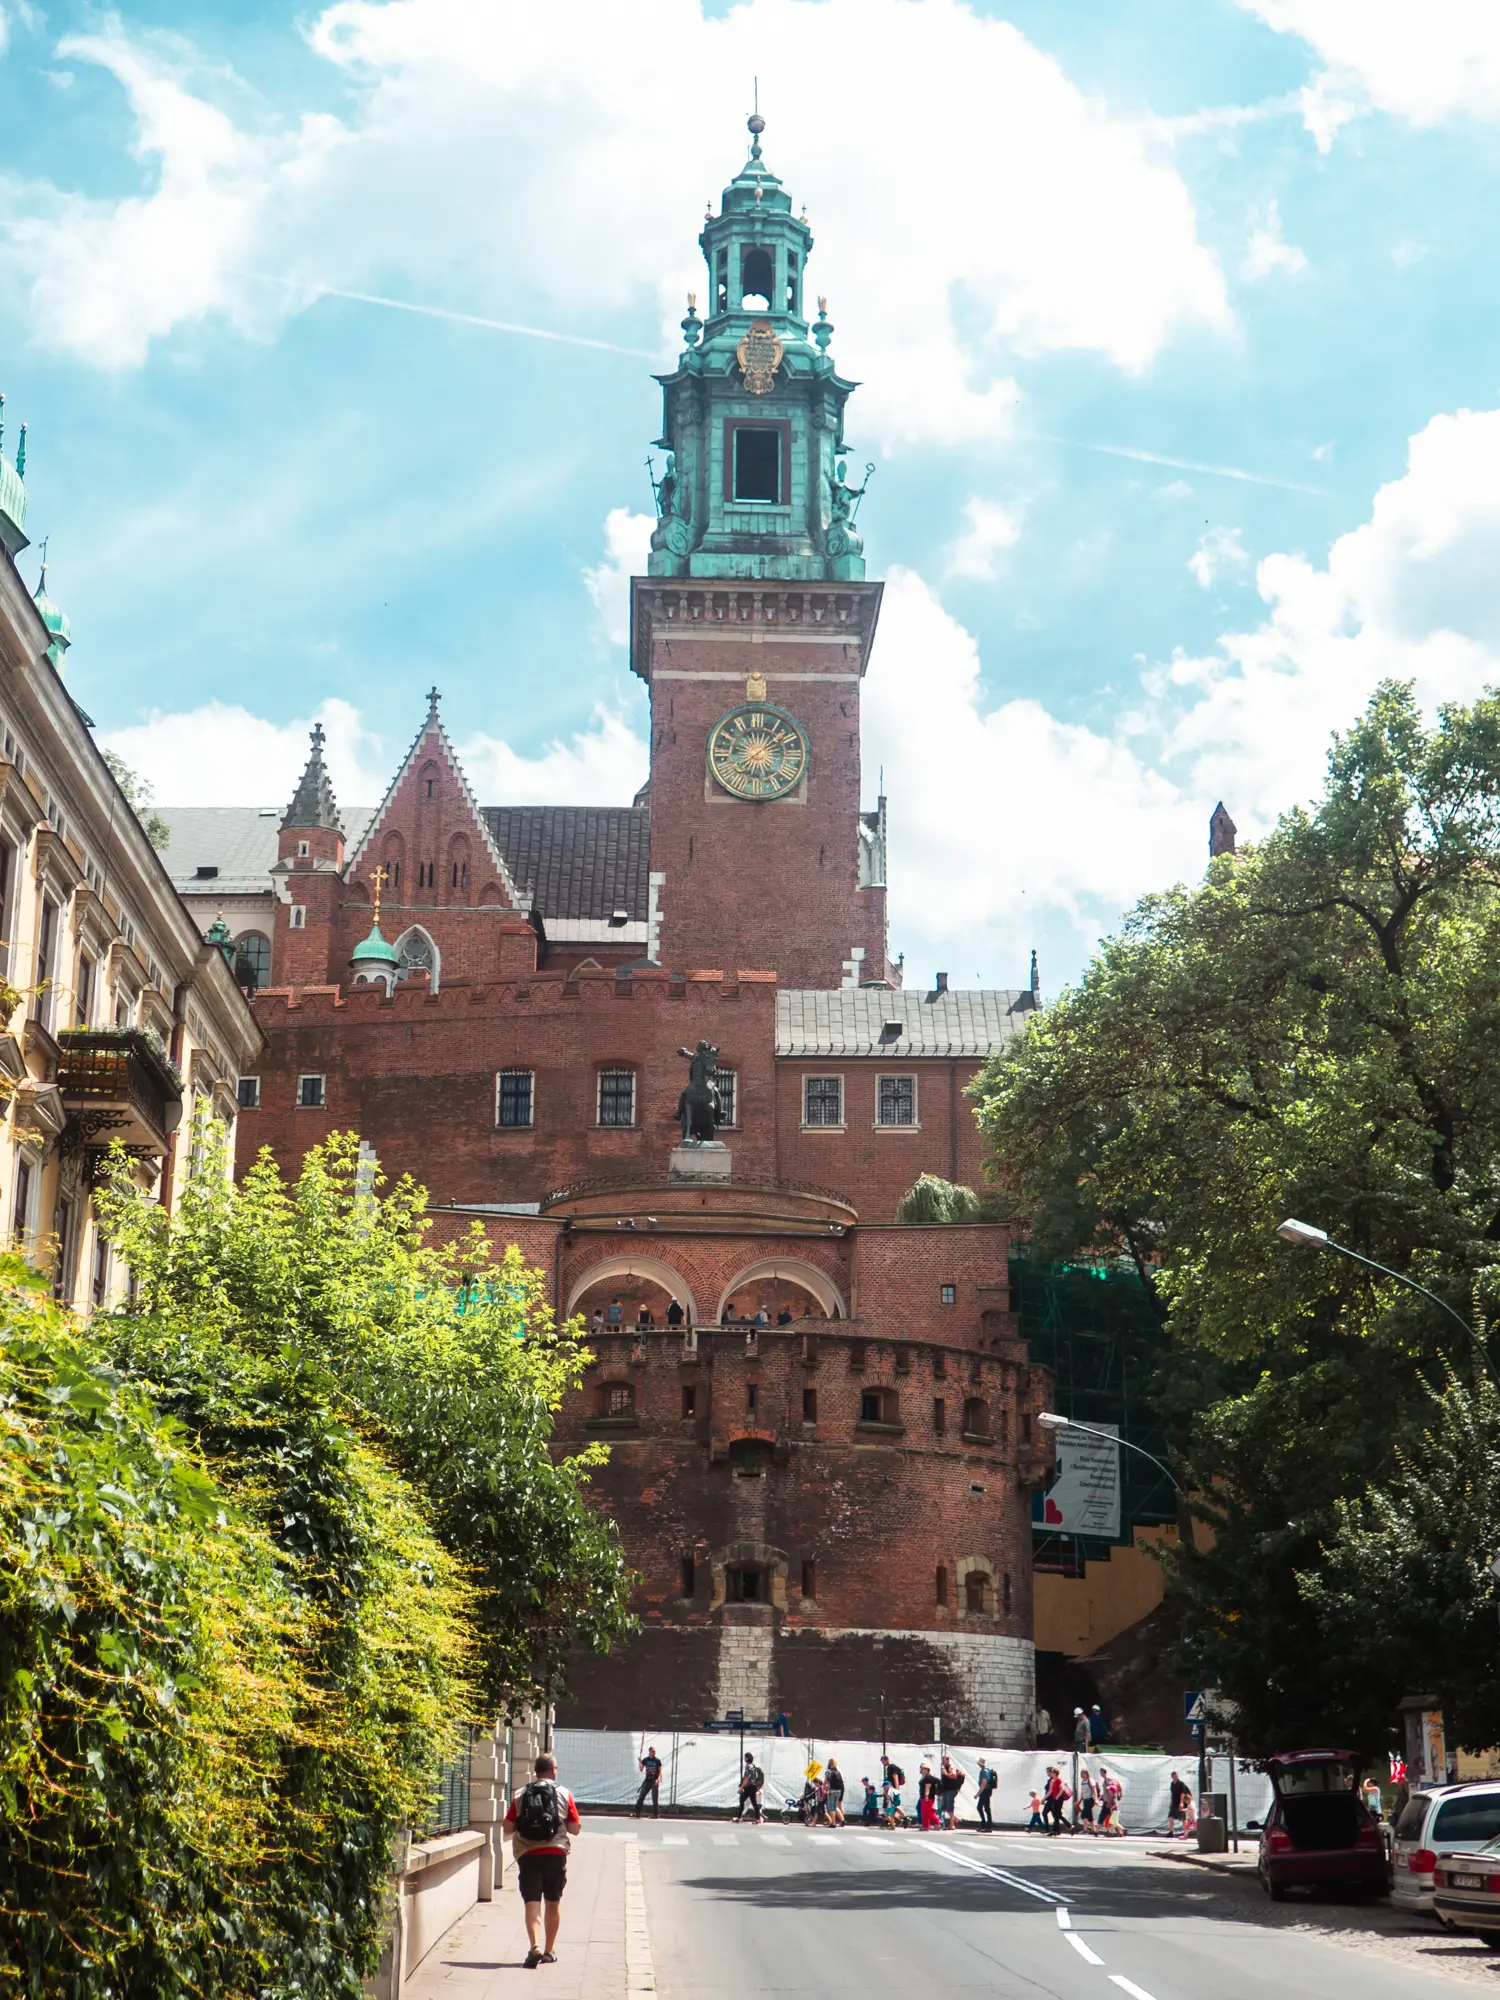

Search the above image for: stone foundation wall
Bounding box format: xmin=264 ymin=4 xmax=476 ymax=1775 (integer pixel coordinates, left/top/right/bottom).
xmin=558 ymin=1623 xmax=1035 ymax=1747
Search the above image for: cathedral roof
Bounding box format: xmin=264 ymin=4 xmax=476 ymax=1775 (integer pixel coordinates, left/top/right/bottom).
xmin=481 ymin=807 xmax=648 ymax=925
xmin=281 ymin=723 xmax=343 ymax=833
xmin=155 ymin=802 xmax=647 ymax=934
xmin=775 ymin=987 xmax=1033 ymax=1059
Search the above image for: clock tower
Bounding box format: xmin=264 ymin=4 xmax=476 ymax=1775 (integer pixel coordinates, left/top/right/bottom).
xmin=631 ymin=117 xmax=889 ymax=990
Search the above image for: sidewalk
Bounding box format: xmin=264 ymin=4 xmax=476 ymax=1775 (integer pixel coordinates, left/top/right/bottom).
xmin=401 ymin=1836 xmax=633 ymax=2000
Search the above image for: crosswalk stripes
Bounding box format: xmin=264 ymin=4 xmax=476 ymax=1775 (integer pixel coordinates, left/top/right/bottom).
xmin=710 ymin=1832 xmax=738 ymax=1846
xmin=661 ymin=1835 xmax=688 ymax=1846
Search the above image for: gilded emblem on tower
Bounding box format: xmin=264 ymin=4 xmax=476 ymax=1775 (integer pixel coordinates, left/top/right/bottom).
xmin=736 ymin=319 xmax=783 ymax=395
xmin=707 ymin=703 xmax=809 ymax=799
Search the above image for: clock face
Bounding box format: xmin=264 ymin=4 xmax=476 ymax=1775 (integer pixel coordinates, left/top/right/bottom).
xmin=707 ymin=703 xmax=809 ymax=800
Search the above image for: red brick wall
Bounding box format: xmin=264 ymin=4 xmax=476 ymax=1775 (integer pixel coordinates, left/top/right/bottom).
xmin=776 ymin=1058 xmax=991 ymax=1219
xmin=554 ymin=1325 xmax=1049 ymax=1639
xmin=640 ymin=586 xmax=883 ymax=990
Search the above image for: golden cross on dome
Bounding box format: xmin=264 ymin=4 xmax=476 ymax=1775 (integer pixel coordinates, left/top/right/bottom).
xmin=369 ymin=864 xmax=389 ymax=924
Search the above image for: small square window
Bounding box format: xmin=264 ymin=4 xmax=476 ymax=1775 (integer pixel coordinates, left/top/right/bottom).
xmin=803 ymin=1386 xmax=818 ymax=1423
xmin=297 ymin=1074 xmax=325 ymax=1109
xmin=497 ymin=1070 xmax=533 ymax=1127
xmin=940 ymin=1283 xmax=957 ymax=1306
xmin=607 ymin=1383 xmax=633 ymax=1417
xmin=804 ymin=1075 xmax=843 ymax=1127
xmin=859 ymin=1388 xmax=882 ymax=1423
xmin=933 ymin=1396 xmax=947 ymax=1435
xmin=681 ymin=1384 xmax=697 ymax=1419
xmin=800 ymin=1559 xmax=817 ymax=1599
xmin=296 ymin=840 xmax=309 ymax=858
xmin=877 ymin=1075 xmax=916 ymax=1126
xmin=289 ymin=906 xmax=306 ymax=930
xmin=237 ymin=1076 xmax=261 ymax=1110
xmin=680 ymin=1554 xmax=695 ymax=1598
xmin=598 ymin=1070 xmax=635 ymax=1127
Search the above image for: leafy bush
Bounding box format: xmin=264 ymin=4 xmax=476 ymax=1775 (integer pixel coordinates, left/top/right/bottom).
xmin=895 ymin=1174 xmax=983 ymax=1225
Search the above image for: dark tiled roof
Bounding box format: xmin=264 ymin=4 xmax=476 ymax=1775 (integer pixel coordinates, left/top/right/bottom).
xmin=482 ymin=806 xmax=649 ymax=922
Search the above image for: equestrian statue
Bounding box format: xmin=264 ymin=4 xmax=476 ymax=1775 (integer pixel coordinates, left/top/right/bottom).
xmin=676 ymin=1040 xmax=722 ymax=1145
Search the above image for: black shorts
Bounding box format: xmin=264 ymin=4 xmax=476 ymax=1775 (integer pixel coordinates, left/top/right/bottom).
xmin=517 ymin=1851 xmax=568 ymax=1904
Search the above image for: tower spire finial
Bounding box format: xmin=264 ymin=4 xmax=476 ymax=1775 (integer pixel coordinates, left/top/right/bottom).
xmin=748 ymin=78 xmax=764 ymax=159
xmin=427 ymin=684 xmax=441 ymax=720
xmin=281 ymin=717 xmax=343 ymax=833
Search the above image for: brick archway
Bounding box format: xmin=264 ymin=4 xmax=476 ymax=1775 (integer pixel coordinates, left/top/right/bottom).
xmin=565 ymin=1254 xmax=700 ymax=1325
xmin=715 ymin=1257 xmax=846 ymax=1322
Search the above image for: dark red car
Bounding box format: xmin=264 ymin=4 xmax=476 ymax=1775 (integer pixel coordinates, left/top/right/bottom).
xmin=1254 ymin=1750 xmax=1389 ymax=1901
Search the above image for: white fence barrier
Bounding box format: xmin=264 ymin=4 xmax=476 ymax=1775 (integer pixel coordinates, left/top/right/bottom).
xmin=553 ymin=1729 xmax=1273 ymax=1834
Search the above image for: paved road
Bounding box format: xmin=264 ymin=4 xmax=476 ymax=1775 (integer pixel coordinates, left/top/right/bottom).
xmin=601 ymin=1820 xmax=1490 ymax=1998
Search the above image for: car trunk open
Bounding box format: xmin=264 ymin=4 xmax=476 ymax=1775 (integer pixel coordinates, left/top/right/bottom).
xmin=1280 ymin=1794 xmax=1365 ymax=1851
xmin=1268 ymin=1751 xmax=1366 ymax=1851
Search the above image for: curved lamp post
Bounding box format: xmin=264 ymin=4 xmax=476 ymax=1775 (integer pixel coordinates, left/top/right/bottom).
xmin=1036 ymin=1410 xmax=1180 ymax=1493
xmin=1274 ymin=1218 xmax=1493 ymax=1379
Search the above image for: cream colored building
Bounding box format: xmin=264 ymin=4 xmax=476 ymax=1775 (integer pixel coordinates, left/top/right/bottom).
xmin=0 ymin=418 xmax=261 ymax=1307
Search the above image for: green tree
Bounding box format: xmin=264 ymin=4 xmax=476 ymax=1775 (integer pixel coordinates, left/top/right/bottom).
xmin=0 ymin=1251 xmax=470 ymax=2000
xmin=895 ymin=1173 xmax=982 ymax=1224
xmin=971 ymin=682 xmax=1500 ymax=1753
xmin=96 ymin=1124 xmax=635 ymax=1716
xmin=103 ymin=750 xmax=171 ymax=851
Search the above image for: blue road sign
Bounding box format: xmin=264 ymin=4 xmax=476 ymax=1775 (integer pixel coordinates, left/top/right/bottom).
xmin=1184 ymin=1691 xmax=1206 ymax=1723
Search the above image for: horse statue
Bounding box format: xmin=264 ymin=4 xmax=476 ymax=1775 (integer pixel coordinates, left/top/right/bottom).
xmin=676 ymin=1040 xmax=722 ymax=1145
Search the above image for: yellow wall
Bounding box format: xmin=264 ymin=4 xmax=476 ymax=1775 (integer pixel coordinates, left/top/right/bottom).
xmin=1034 ymin=1525 xmax=1179 ymax=1655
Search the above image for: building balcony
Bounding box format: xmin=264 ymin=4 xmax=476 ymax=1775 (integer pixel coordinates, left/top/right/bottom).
xmin=56 ymin=1028 xmax=184 ymax=1156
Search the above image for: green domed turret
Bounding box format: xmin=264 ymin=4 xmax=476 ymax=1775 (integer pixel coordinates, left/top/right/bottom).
xmin=32 ymin=560 xmax=70 ymax=666
xmin=350 ymin=921 xmax=399 ymax=973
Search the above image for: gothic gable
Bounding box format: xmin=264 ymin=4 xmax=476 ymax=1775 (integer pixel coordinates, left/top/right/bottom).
xmin=345 ymin=691 xmax=522 ymax=913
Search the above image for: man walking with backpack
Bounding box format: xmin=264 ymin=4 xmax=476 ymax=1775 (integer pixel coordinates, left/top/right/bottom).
xmin=736 ymin=1751 xmax=765 ymax=1822
xmin=504 ymin=1751 xmax=582 ymax=1969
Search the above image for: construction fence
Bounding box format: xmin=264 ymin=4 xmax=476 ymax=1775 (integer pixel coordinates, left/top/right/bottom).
xmin=553 ymin=1729 xmax=1274 ymax=1834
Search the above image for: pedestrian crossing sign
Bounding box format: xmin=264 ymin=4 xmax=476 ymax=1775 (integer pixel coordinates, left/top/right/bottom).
xmin=1184 ymin=1691 xmax=1206 ymax=1722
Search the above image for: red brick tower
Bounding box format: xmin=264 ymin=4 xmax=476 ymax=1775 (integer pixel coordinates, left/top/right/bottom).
xmin=271 ymin=723 xmax=346 ymax=988
xmin=633 ymin=117 xmax=888 ymax=990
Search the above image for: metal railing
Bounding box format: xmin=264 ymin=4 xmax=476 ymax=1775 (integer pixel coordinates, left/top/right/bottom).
xmin=422 ymin=1729 xmax=473 ymax=1838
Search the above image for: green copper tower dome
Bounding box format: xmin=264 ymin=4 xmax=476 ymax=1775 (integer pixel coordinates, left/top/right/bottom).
xmin=647 ymin=114 xmax=869 ymax=583
xmin=32 ymin=558 xmax=71 ymax=667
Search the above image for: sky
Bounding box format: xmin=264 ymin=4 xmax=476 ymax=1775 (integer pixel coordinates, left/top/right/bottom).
xmin=3 ymin=0 xmax=1500 ymax=992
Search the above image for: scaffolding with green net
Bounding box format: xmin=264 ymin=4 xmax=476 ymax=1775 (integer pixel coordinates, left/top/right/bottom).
xmin=1011 ymin=1256 xmax=1175 ymax=1574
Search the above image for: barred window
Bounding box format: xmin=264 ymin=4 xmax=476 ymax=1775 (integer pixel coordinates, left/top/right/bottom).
xmin=497 ymin=1070 xmax=534 ymax=1127
xmin=598 ymin=1070 xmax=635 ymax=1127
xmin=716 ymin=1066 xmax=737 ymax=1127
xmin=803 ymin=1075 xmax=843 ymax=1126
xmin=877 ymin=1075 xmax=917 ymax=1125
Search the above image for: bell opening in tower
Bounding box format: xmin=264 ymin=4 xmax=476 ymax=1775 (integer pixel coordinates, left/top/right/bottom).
xmin=734 ymin=427 xmax=781 ymax=503
xmin=740 ymin=246 xmax=774 ymax=310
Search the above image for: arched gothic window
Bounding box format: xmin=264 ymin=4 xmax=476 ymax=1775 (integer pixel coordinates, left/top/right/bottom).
xmin=395 ymin=925 xmax=440 ymax=992
xmin=232 ymin=931 xmax=271 ymax=993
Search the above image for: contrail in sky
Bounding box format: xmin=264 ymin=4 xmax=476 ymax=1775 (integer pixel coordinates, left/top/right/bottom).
xmin=1034 ymin=432 xmax=1326 ymax=496
xmin=248 ymin=274 xmax=658 ymax=359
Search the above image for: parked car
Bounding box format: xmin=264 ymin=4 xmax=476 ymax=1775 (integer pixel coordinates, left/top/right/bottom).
xmin=1391 ymin=1785 xmax=1500 ymax=1914
xmin=1433 ymin=1836 xmax=1500 ymax=1948
xmin=1253 ymin=1750 xmax=1388 ymax=1901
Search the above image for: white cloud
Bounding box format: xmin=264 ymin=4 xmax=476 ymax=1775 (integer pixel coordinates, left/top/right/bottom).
xmin=119 ymin=404 xmax=1500 ymax=984
xmin=947 ymin=498 xmax=1023 ymax=581
xmin=1 ymin=0 xmax=1230 ymax=440
xmin=104 ymin=694 xmax=648 ymax=811
xmin=1189 ymin=525 xmax=1250 ymax=588
xmin=1241 ymin=1 xmax=1500 ymax=133
xmin=584 ymin=508 xmax=654 ymax=646
xmin=1242 ymin=199 xmax=1307 ymax=279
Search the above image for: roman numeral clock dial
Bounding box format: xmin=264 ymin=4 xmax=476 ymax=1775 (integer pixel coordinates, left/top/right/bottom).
xmin=707 ymin=704 xmax=810 ymax=800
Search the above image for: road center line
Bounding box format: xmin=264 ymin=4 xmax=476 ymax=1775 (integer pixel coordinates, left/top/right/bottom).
xmin=1065 ymin=1931 xmax=1106 ymax=1967
xmin=1110 ymin=1980 xmax=1159 ymax=2000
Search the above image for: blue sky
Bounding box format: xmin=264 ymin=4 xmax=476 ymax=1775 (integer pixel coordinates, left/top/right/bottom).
xmin=3 ymin=0 xmax=1500 ymax=990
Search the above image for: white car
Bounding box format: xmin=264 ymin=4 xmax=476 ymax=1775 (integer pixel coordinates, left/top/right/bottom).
xmin=1391 ymin=1785 xmax=1500 ymax=1913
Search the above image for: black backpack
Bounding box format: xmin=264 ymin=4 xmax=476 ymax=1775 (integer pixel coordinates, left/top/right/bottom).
xmin=514 ymin=1780 xmax=564 ymax=1841
xmin=744 ymin=1764 xmax=764 ymax=1790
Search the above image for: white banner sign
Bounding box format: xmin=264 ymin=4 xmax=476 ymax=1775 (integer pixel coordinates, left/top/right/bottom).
xmin=1033 ymin=1422 xmax=1120 ymax=1539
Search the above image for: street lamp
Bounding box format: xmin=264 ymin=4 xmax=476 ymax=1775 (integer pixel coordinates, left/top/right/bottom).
xmin=1037 ymin=1411 xmax=1180 ymax=1493
xmin=1274 ymin=1218 xmax=1492 ymax=1378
